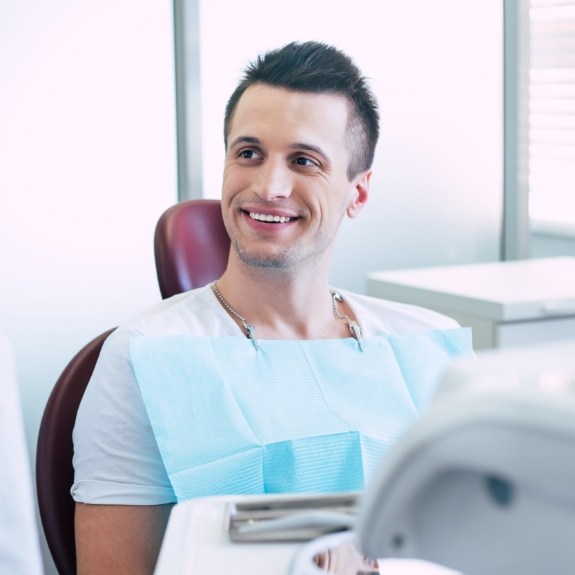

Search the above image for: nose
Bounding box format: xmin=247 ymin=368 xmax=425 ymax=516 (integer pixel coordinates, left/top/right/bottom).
xmin=252 ymin=157 xmax=292 ymax=200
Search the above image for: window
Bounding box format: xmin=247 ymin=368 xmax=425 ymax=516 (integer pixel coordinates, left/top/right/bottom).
xmin=528 ymin=0 xmax=575 ymax=236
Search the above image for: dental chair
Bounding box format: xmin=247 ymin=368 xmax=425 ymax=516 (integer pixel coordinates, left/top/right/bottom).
xmin=358 ymin=339 xmax=575 ymax=575
xmin=36 ymin=199 xmax=229 ymax=575
xmin=154 ymin=199 xmax=230 ymax=298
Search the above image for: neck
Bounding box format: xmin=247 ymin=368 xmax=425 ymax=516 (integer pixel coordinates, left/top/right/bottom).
xmin=214 ymin=244 xmax=365 ymax=345
xmin=217 ymin=273 xmax=334 ymax=339
xmin=211 ymin=279 xmax=363 ymax=350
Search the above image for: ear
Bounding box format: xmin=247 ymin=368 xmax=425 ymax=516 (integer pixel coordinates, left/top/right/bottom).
xmin=346 ymin=170 xmax=371 ymax=219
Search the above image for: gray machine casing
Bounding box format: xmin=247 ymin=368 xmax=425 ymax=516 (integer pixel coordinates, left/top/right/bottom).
xmin=357 ymin=340 xmax=575 ymax=575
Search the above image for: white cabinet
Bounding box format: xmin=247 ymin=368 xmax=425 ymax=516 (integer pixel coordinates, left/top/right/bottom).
xmin=367 ymin=257 xmax=575 ymax=350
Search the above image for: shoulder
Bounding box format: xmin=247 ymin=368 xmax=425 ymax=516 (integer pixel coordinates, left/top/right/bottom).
xmin=106 ymin=284 xmax=237 ymax=347
xmin=336 ymin=288 xmax=460 ymax=337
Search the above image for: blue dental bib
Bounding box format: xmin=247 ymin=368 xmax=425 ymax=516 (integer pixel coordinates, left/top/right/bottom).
xmin=130 ymin=329 xmax=472 ymax=502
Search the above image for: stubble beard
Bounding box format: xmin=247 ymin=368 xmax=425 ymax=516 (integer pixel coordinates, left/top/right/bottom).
xmin=230 ymin=225 xmax=337 ymax=271
xmin=231 ymin=235 xmax=298 ymax=269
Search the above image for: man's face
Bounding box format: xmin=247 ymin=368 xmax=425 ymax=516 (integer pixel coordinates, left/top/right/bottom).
xmin=221 ymin=84 xmax=370 ymax=272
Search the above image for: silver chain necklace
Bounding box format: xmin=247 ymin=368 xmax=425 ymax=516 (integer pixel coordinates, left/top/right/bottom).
xmin=210 ymin=281 xmax=364 ymax=352
xmin=211 ymin=281 xmax=259 ymax=350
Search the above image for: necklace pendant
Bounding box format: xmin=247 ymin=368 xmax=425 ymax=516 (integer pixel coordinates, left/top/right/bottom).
xmin=349 ymin=321 xmax=364 ymax=352
xmin=244 ymin=322 xmax=259 ymax=351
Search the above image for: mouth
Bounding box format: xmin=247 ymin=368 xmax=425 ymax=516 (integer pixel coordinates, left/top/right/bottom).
xmin=246 ymin=211 xmax=296 ymax=224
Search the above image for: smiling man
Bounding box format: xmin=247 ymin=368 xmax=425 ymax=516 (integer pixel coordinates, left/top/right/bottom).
xmin=222 ymin=85 xmax=367 ymax=276
xmin=72 ymin=42 xmax=473 ymax=574
xmin=218 ymin=83 xmax=370 ymax=342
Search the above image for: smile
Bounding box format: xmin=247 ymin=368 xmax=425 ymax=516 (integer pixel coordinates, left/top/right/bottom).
xmin=249 ymin=212 xmax=293 ymax=223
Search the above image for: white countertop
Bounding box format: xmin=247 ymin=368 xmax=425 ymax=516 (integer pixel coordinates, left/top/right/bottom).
xmin=154 ymin=495 xmax=300 ymax=575
xmin=367 ymin=257 xmax=575 ymax=322
xmin=155 ymin=495 xmax=460 ymax=575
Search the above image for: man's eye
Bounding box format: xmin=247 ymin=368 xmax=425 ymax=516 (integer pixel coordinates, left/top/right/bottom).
xmin=294 ymin=157 xmax=318 ymax=167
xmin=239 ymin=150 xmax=257 ymax=159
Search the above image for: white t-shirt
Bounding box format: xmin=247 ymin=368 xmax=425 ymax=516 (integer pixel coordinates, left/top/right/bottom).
xmin=72 ymin=285 xmax=460 ymax=505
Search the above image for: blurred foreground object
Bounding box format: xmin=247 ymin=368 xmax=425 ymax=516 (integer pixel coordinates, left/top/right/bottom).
xmin=359 ymin=339 xmax=575 ymax=575
xmin=0 ymin=334 xmax=43 ymax=574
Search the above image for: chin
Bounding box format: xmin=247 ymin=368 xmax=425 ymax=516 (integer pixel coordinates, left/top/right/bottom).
xmin=231 ymin=234 xmax=316 ymax=270
xmin=234 ymin=243 xmax=295 ymax=269
xmin=238 ymin=252 xmax=293 ymax=269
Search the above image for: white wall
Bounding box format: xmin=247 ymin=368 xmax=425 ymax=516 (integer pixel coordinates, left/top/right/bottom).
xmin=199 ymin=0 xmax=503 ymax=293
xmin=0 ymin=1 xmax=178 ymax=572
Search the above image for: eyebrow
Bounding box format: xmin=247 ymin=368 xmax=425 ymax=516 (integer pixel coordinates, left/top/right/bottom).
xmin=228 ymin=136 xmax=261 ymax=150
xmin=289 ymin=142 xmax=331 ymax=164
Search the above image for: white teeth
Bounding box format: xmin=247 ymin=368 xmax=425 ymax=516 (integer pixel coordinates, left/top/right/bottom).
xmin=249 ymin=212 xmax=292 ymax=223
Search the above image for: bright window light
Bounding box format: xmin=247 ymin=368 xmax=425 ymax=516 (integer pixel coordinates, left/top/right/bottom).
xmin=528 ymin=1 xmax=575 ymax=235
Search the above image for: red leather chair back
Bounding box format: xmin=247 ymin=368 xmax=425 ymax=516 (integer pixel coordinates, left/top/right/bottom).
xmin=36 ymin=329 xmax=114 ymax=575
xmin=154 ymin=199 xmax=230 ymax=299
xmin=36 ymin=199 xmax=230 ymax=574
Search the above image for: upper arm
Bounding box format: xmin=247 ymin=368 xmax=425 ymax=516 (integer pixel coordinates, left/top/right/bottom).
xmin=75 ymin=502 xmax=174 ymax=575
xmin=72 ymin=328 xmax=176 ymax=505
xmin=73 ymin=331 xmax=176 ymax=572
